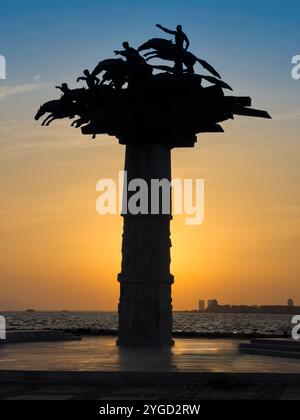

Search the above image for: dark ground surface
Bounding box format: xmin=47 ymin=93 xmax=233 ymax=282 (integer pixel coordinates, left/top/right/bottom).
xmin=1 ymin=337 xmax=300 ymax=400
xmin=1 ymin=379 xmax=300 ymax=400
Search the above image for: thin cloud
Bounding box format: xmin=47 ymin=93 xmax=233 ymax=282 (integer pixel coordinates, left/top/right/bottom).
xmin=273 ymin=110 xmax=300 ymax=121
xmin=0 ymin=118 xmax=113 ymax=155
xmin=0 ymin=83 xmax=47 ymax=102
xmin=266 ymin=205 xmax=300 ymax=218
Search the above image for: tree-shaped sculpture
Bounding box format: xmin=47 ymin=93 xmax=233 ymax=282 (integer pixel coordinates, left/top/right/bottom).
xmin=35 ymin=26 xmax=271 ymax=347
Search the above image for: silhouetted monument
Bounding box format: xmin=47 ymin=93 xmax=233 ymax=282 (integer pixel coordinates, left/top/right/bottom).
xmin=35 ymin=26 xmax=271 ymax=347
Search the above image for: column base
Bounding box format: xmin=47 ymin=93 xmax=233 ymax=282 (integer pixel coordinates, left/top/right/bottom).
xmin=117 ymin=280 xmax=174 ymax=347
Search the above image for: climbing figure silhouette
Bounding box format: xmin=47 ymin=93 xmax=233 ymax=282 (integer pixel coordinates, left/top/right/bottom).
xmin=156 ymin=24 xmax=190 ymax=74
xmin=77 ymin=69 xmax=100 ymax=89
xmin=55 ymin=83 xmax=70 ymax=95
xmin=114 ymin=42 xmax=153 ymax=84
xmin=114 ymin=42 xmax=145 ymax=65
xmin=156 ymin=24 xmax=190 ymax=51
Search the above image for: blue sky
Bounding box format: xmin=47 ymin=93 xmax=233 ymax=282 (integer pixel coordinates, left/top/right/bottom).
xmin=2 ymin=0 xmax=300 ymax=102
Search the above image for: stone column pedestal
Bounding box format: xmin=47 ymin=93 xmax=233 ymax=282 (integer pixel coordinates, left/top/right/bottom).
xmin=117 ymin=144 xmax=174 ymax=347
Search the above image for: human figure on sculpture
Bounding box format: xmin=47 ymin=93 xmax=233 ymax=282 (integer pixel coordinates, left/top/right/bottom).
xmin=114 ymin=42 xmax=145 ymax=65
xmin=156 ymin=24 xmax=190 ymax=51
xmin=156 ymin=24 xmax=190 ymax=74
xmin=114 ymin=42 xmax=152 ymax=83
xmin=55 ymin=83 xmax=70 ymax=96
xmin=77 ymin=69 xmax=100 ymax=89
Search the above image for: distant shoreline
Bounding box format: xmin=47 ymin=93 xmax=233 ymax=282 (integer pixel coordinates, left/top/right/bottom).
xmin=0 ymin=310 xmax=297 ymax=315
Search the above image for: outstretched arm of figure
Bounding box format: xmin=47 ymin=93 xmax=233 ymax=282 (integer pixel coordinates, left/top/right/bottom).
xmin=114 ymin=50 xmax=126 ymax=57
xmin=156 ymin=24 xmax=176 ymax=35
xmin=76 ymin=77 xmax=86 ymax=83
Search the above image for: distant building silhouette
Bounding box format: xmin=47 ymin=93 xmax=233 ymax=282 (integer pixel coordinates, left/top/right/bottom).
xmin=204 ymin=302 xmax=300 ymax=314
xmin=207 ymin=299 xmax=218 ymax=309
xmin=198 ymin=300 xmax=205 ymax=312
xmin=198 ymin=298 xmax=299 ymax=314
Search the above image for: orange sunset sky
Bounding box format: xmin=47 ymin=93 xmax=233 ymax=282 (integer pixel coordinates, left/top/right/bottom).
xmin=1 ymin=1 xmax=300 ymax=310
